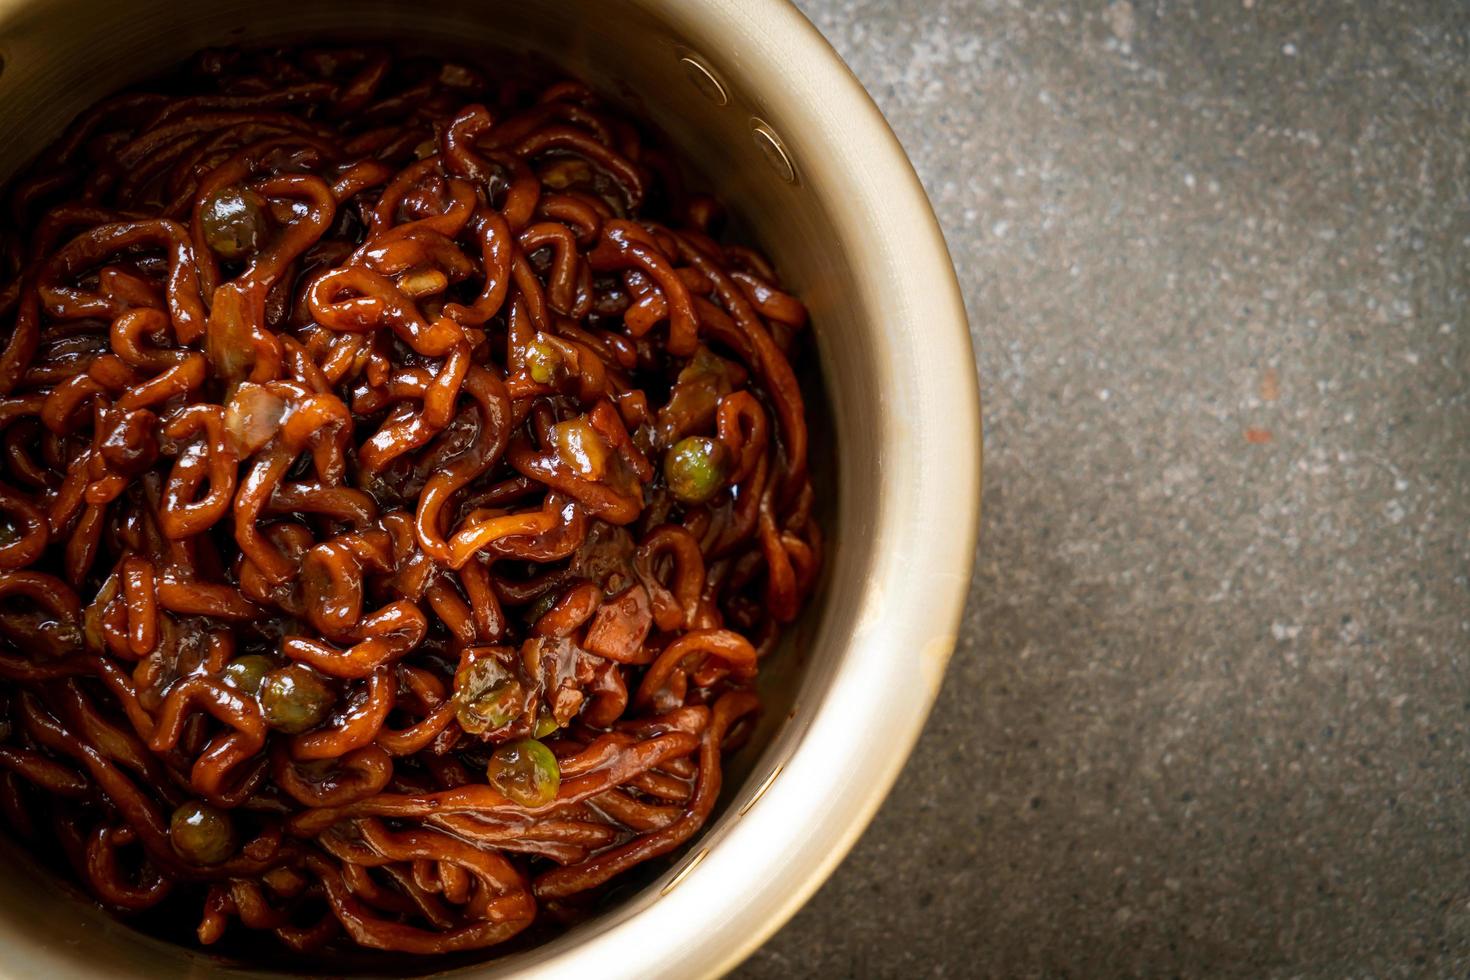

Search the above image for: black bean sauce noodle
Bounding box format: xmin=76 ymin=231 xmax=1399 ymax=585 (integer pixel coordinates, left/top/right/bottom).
xmin=0 ymin=46 xmax=821 ymax=958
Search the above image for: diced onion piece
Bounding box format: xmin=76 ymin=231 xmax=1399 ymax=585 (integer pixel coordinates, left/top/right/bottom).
xmin=225 ymin=382 xmax=287 ymax=455
xmin=551 ymin=417 xmax=609 ymax=481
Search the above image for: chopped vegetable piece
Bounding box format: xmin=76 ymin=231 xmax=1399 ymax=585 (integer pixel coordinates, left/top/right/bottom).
xmin=224 ymin=382 xmax=287 ymax=455
xmin=551 ymin=417 xmax=609 ymax=481
xmin=656 ymin=346 xmax=744 ymax=446
xmin=525 ymin=336 xmax=563 ymax=384
xmin=533 ymin=712 xmax=559 ymax=739
xmin=454 ymin=653 xmax=527 ymax=735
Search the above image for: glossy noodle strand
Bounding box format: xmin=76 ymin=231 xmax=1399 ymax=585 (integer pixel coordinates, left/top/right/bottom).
xmin=0 ymin=46 xmax=820 ymax=958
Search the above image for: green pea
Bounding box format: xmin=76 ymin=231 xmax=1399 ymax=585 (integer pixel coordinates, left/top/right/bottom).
xmin=259 ymin=664 xmax=334 ymax=734
xmin=486 ymin=738 xmax=560 ymax=807
xmin=220 ymin=655 xmax=274 ymax=696
xmin=663 ymin=436 xmax=729 ymax=505
xmin=169 ymin=801 xmax=235 ymax=865
xmin=525 ymin=337 xmax=563 ymax=385
xmin=199 ymin=186 xmax=269 ymax=260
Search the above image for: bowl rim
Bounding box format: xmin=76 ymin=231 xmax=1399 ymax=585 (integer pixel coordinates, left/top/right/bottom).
xmin=497 ymin=1 xmax=981 ymax=976
xmin=0 ymin=0 xmax=980 ymax=974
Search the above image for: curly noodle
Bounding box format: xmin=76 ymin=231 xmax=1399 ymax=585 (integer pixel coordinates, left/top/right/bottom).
xmin=0 ymin=45 xmax=820 ymax=957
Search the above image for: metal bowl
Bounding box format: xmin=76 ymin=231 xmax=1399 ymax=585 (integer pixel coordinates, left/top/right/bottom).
xmin=0 ymin=0 xmax=980 ymax=975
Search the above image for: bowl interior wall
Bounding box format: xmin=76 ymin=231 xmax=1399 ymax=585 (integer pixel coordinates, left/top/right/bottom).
xmin=0 ymin=1 xmax=879 ymax=975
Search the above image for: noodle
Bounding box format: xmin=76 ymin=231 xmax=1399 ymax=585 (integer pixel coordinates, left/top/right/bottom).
xmin=0 ymin=45 xmax=820 ymax=957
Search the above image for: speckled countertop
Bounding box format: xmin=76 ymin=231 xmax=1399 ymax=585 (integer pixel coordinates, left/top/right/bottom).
xmin=736 ymin=2 xmax=1470 ymax=977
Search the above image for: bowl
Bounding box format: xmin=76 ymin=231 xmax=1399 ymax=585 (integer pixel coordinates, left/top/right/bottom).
xmin=0 ymin=0 xmax=981 ymax=976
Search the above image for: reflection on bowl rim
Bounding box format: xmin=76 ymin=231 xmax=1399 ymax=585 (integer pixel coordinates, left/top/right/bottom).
xmin=0 ymin=0 xmax=980 ymax=976
xmin=493 ymin=2 xmax=982 ymax=976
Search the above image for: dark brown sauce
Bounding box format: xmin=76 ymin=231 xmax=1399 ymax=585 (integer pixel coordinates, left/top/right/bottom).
xmin=0 ymin=43 xmax=820 ymax=962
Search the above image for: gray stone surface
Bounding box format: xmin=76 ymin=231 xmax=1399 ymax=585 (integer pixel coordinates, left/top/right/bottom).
xmin=739 ymin=1 xmax=1470 ymax=977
